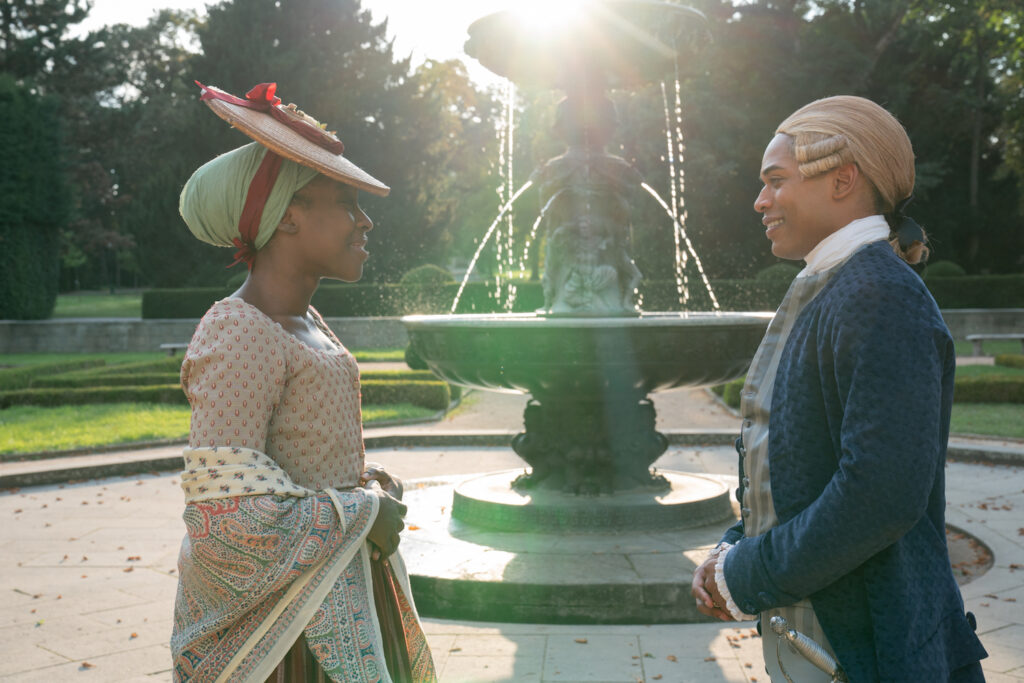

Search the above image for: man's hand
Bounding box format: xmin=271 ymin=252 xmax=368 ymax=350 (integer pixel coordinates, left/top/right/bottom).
xmin=366 ymin=489 xmax=406 ymax=561
xmin=692 ymin=556 xmax=735 ymax=621
xmin=360 ymin=462 xmax=403 ymax=500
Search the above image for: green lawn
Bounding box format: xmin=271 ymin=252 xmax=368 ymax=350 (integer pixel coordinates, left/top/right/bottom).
xmin=950 ymin=403 xmax=1024 ymax=440
xmin=953 ymin=339 xmax=1023 ymax=357
xmin=0 ymin=402 xmax=436 ymax=456
xmin=955 ymin=364 xmax=1024 ymax=378
xmin=53 ymin=291 xmax=142 ymax=318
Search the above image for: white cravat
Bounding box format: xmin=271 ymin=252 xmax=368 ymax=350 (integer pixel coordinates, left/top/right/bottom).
xmin=798 ymin=215 xmax=890 ymax=278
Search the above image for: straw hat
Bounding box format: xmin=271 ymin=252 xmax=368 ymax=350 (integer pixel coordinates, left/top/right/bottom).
xmin=197 ymin=81 xmax=390 ymax=197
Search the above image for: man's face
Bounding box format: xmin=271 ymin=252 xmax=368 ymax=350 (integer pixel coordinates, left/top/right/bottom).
xmin=754 ymin=134 xmax=837 ymax=260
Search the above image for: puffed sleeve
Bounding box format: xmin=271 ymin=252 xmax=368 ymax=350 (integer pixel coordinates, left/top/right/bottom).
xmin=182 ymin=303 xmax=288 ymax=451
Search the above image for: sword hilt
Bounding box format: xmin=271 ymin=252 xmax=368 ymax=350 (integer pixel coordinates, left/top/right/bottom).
xmin=769 ymin=616 xmax=847 ymax=683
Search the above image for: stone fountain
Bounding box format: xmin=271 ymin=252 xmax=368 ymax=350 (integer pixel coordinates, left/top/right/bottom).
xmin=399 ymin=1 xmax=773 ymax=623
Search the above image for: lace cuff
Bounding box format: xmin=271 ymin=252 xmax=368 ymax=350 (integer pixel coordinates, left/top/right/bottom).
xmin=715 ymin=544 xmax=758 ymax=621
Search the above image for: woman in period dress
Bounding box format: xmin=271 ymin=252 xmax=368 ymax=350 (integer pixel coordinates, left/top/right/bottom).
xmin=169 ymin=81 xmax=436 ymax=682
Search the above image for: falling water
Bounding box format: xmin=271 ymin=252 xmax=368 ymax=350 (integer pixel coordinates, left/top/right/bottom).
xmin=494 ymin=81 xmax=518 ymax=311
xmin=661 ymin=82 xmax=689 ymax=307
xmin=641 ymin=182 xmax=720 ymax=311
xmin=505 ymin=189 xmax=565 ymax=310
xmin=450 ymin=180 xmax=535 ymax=313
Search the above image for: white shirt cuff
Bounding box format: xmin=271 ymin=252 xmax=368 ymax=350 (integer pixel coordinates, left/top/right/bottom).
xmin=714 ymin=544 xmax=758 ymax=621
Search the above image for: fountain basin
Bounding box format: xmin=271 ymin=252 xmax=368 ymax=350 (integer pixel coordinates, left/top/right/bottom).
xmin=403 ymin=311 xmax=772 ymax=399
xmin=465 ymin=1 xmax=710 ymax=89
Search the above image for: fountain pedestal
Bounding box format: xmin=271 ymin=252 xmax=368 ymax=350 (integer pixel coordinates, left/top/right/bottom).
xmin=397 ymin=1 xmax=766 ymax=624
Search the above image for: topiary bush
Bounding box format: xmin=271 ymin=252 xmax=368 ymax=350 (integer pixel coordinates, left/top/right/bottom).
xmin=922 ymin=260 xmax=967 ymax=279
xmin=404 ymin=345 xmax=428 ymax=370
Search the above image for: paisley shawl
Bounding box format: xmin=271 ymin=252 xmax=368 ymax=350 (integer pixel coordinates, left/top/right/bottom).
xmin=171 ymin=446 xmax=435 ymax=682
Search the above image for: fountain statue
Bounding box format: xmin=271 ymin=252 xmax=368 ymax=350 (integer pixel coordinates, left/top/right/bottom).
xmin=399 ymin=1 xmax=773 ymax=623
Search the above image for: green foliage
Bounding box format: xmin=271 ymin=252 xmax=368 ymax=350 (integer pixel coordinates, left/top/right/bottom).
xmin=142 ymin=272 xmax=1024 ymax=319
xmin=358 ymin=379 xmax=450 ymax=411
xmin=0 ymin=384 xmax=186 ymax=409
xmin=922 ymin=260 xmax=968 ymax=279
xmin=755 ymin=263 xmax=802 ymax=283
xmin=32 ymin=373 xmax=181 ymax=389
xmin=399 ymin=264 xmax=456 ymax=286
xmin=714 ymin=376 xmax=745 ymax=410
xmin=924 ymin=275 xmax=1024 ymax=308
xmin=405 ymin=345 xmax=428 ymax=370
xmin=0 ymin=76 xmax=68 ymax=319
xmin=0 ymin=360 xmax=107 ymax=391
xmin=360 ymin=370 xmax=436 ymax=381
xmin=4 ymin=0 xmax=1022 ymax=302
xmin=995 ymin=354 xmax=1024 ymax=369
xmin=953 ymin=375 xmax=1024 ymax=403
xmin=53 ymin=292 xmax=142 ymax=318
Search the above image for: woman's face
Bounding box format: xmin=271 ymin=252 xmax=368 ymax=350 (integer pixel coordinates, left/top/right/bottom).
xmin=288 ymin=175 xmax=373 ymax=282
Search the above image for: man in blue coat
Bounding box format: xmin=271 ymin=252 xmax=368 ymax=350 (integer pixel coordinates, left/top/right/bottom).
xmin=690 ymin=96 xmax=988 ymax=682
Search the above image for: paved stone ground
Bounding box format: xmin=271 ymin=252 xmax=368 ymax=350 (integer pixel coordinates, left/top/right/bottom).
xmin=1 ymin=387 xmax=1023 ymax=681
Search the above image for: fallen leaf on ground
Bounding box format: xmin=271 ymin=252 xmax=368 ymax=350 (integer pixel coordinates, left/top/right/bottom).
xmin=666 ymin=655 xmax=677 ymax=662
xmin=574 ymin=638 xmax=588 ymax=644
xmin=80 ymin=662 xmax=94 ymax=669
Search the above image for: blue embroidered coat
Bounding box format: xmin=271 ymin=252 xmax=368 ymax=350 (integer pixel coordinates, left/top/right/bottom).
xmin=721 ymin=242 xmax=987 ymax=682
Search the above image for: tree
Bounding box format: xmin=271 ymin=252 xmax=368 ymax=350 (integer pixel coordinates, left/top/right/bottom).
xmin=0 ymin=75 xmax=69 ymax=318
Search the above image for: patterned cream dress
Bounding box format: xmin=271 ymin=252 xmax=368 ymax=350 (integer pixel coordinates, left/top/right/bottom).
xmin=170 ymin=298 xmax=434 ymax=682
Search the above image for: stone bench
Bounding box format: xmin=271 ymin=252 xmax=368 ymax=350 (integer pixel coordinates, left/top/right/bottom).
xmin=159 ymin=342 xmax=190 ymax=356
xmin=965 ymin=333 xmax=1024 ymax=356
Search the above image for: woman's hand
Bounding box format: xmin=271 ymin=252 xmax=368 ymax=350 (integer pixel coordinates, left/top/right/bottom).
xmin=360 ymin=462 xmax=403 ymax=500
xmin=366 ymin=489 xmax=407 ymax=561
xmin=691 ymin=556 xmax=735 ymax=621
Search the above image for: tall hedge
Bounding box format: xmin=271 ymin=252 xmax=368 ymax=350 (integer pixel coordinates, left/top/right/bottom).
xmin=0 ymin=75 xmax=68 ymax=320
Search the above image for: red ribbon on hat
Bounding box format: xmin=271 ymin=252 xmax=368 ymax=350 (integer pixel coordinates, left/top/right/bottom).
xmin=195 ymin=81 xmax=344 ymax=269
xmin=195 ymin=81 xmax=344 ymax=155
xmin=228 ymin=149 xmax=284 ymax=270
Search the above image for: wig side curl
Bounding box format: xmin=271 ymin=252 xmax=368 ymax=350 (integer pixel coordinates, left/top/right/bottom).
xmin=777 ymin=96 xmax=927 ymax=264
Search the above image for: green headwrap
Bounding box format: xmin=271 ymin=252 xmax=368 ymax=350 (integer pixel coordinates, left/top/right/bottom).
xmin=179 ymin=142 xmax=319 ymax=251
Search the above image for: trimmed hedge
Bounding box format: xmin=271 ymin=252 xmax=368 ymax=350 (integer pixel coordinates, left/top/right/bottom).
xmin=954 ymin=375 xmax=1024 ymax=404
xmin=715 ymin=373 xmax=1024 ymax=407
xmin=360 ymin=379 xmax=450 ymax=411
xmin=142 ymin=273 xmax=1024 ymax=319
xmin=1 ymin=375 xmax=453 ymax=410
xmin=996 ymin=354 xmax=1024 ymax=369
xmin=32 ymin=373 xmax=182 ymax=389
xmin=925 ymin=275 xmax=1024 ymax=309
xmin=0 ymin=384 xmax=186 ymax=409
xmin=0 ymin=359 xmax=107 ymax=391
xmin=50 ymin=357 xmax=183 ymax=379
xmin=360 ymin=370 xmax=437 ymax=381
